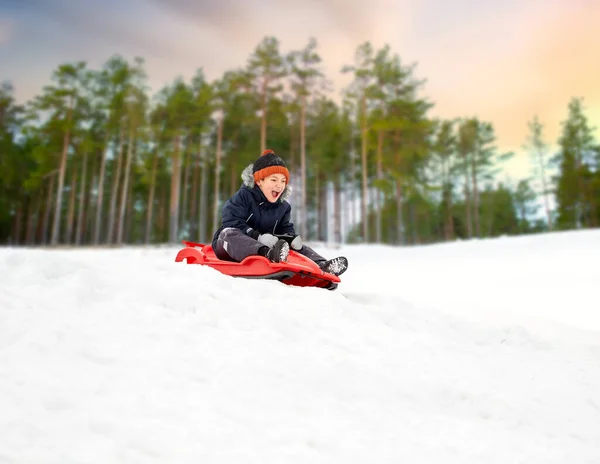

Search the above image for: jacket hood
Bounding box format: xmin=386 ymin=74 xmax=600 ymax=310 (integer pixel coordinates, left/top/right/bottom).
xmin=241 ymin=163 xmax=292 ymax=203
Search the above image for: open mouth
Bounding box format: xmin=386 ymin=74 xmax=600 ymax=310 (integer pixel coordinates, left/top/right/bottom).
xmin=271 ymin=191 xmax=280 ymax=199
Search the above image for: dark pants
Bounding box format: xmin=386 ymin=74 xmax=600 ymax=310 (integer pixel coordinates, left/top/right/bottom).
xmin=213 ymin=227 xmax=326 ymax=264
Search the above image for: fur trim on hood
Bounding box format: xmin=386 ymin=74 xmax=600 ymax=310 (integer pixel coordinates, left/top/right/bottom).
xmin=241 ymin=163 xmax=292 ymax=203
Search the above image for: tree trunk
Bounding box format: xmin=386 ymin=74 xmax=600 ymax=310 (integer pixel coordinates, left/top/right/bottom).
xmin=588 ymin=188 xmax=598 ymax=228
xmin=75 ymin=151 xmax=88 ymax=245
xmin=50 ymin=105 xmax=73 ymax=245
xmin=441 ymin=157 xmax=454 ymax=241
xmin=463 ymin=155 xmax=472 ymax=238
xmin=314 ymin=169 xmax=320 ymax=241
xmin=12 ymin=202 xmax=22 ymax=245
xmin=93 ymin=131 xmax=110 ymax=244
xmin=423 ymin=208 xmax=432 ymax=243
xmin=169 ymin=133 xmax=182 ymax=243
xmin=180 ymin=140 xmax=191 ymax=235
xmin=408 ymin=202 xmax=416 ymax=244
xmin=85 ymin=175 xmax=96 ymax=244
xmin=199 ymin=142 xmax=208 ymax=243
xmin=444 ymin=183 xmax=454 ymax=241
xmin=230 ymin=159 xmax=236 ymax=198
xmin=375 ymin=128 xmax=384 ymax=243
xmin=288 ymin=118 xmax=298 ymax=228
xmin=321 ymin=178 xmax=329 ymax=242
xmin=65 ymin=166 xmax=77 ymax=244
xmin=574 ymin=152 xmax=588 ymax=228
xmin=487 ymin=190 xmax=497 ymax=236
xmin=260 ymin=78 xmax=268 ymax=152
xmin=42 ymin=173 xmax=56 ymax=244
xmin=360 ymin=93 xmax=368 ymax=241
xmin=116 ymin=120 xmax=136 ymax=244
xmin=125 ymin=167 xmax=135 ymax=243
xmin=158 ymin=185 xmax=166 ymax=242
xmin=395 ymin=178 xmax=403 ymax=245
xmin=322 ymin=179 xmax=329 ymax=242
xmin=212 ymin=118 xmax=223 ymax=236
xmin=394 ymin=131 xmax=404 ymax=245
xmin=107 ymin=122 xmax=126 ymax=243
xmin=519 ymin=202 xmax=527 ymax=233
xmin=300 ymin=94 xmax=307 ymax=238
xmin=26 ymin=193 xmax=39 ymax=245
xmin=145 ymin=149 xmax=159 ymax=244
xmin=348 ymin=138 xmax=356 ymax=235
xmin=470 ymin=152 xmax=480 ymax=237
xmin=189 ymin=145 xmax=200 ymax=240
xmin=334 ymin=176 xmax=342 ymax=244
xmin=580 ymin=160 xmax=597 ymax=228
xmin=536 ymin=148 xmax=553 ymax=231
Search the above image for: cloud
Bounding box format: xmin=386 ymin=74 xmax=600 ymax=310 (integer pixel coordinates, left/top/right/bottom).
xmin=7 ymin=0 xmax=416 ymax=90
xmin=410 ymin=0 xmax=600 ymax=149
xmin=27 ymin=0 xmax=190 ymax=58
xmin=504 ymin=1 xmax=600 ymax=147
xmin=138 ymin=0 xmax=419 ymax=102
xmin=4 ymin=0 xmax=598 ymax=159
xmin=0 ymin=18 xmax=14 ymax=46
xmin=143 ymin=0 xmax=405 ymax=43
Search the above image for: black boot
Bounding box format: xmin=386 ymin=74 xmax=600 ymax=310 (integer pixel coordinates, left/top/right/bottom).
xmin=318 ymin=257 xmax=348 ymax=276
xmin=258 ymin=239 xmax=290 ymax=263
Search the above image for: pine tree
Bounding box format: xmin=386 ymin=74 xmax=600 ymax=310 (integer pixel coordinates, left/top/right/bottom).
xmin=0 ymin=82 xmax=26 ymax=242
xmin=246 ymin=36 xmax=287 ymax=153
xmin=514 ymin=179 xmax=539 ymax=233
xmin=431 ymin=119 xmax=458 ymax=240
xmin=1 ymin=42 xmax=594 ymax=247
xmin=553 ymin=97 xmax=597 ymax=229
xmin=523 ymin=115 xmax=553 ymax=230
xmin=342 ymin=42 xmax=375 ymax=242
xmin=31 ymin=62 xmax=90 ymax=245
xmin=287 ymin=37 xmax=326 ymax=238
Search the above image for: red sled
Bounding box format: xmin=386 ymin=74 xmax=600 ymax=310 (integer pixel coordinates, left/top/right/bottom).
xmin=175 ymin=240 xmax=341 ymax=290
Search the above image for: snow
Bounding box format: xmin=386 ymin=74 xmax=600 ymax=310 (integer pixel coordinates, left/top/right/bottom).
xmin=1 ymin=229 xmax=600 ymax=463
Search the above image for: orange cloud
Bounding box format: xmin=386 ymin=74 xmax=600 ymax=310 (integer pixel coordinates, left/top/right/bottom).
xmin=418 ymin=1 xmax=600 ymax=151
xmin=516 ymin=2 xmax=600 ymax=142
xmin=6 ymin=0 xmax=599 ymax=163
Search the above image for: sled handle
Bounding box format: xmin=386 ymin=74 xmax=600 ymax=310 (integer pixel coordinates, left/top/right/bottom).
xmin=175 ymin=247 xmax=207 ymax=264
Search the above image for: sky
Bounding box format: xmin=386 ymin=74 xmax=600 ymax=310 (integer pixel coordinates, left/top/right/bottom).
xmin=1 ymin=0 xmax=599 ymax=182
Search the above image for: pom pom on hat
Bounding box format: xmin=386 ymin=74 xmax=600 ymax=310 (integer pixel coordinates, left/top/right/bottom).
xmin=252 ymin=149 xmax=290 ymax=184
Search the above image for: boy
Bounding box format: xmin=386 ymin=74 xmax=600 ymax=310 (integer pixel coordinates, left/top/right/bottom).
xmin=211 ymin=149 xmax=348 ymax=276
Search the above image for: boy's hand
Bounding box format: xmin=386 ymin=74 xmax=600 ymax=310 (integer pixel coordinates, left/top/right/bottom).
xmin=275 ymin=234 xmax=302 ymax=250
xmin=258 ymin=233 xmax=279 ymax=247
xmin=290 ymin=235 xmax=302 ymax=250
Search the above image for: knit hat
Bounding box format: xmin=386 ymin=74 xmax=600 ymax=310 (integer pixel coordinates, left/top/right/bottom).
xmin=252 ymin=149 xmax=290 ymax=184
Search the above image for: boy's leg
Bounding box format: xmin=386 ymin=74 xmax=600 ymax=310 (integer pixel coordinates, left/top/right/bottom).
xmin=213 ymin=227 xmax=264 ymax=262
xmin=214 ymin=227 xmax=290 ymax=263
xmin=295 ymin=243 xmax=326 ymax=262
xmin=296 ymin=243 xmax=348 ymax=276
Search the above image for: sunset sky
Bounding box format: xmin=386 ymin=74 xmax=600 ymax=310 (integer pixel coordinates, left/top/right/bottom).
xmin=2 ymin=0 xmax=599 ymax=182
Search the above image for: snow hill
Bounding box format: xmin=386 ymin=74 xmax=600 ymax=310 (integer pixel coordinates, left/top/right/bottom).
xmin=1 ymin=230 xmax=600 ymax=463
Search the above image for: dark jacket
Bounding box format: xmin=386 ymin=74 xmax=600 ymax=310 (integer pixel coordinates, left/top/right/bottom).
xmin=212 ymin=164 xmax=295 ymax=247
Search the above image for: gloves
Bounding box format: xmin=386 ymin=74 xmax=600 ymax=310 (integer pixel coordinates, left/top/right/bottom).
xmin=290 ymin=235 xmax=302 ymax=250
xmin=248 ymin=228 xmax=301 ymax=250
xmin=257 ymin=233 xmax=279 ymax=248
xmin=275 ymin=234 xmax=303 ymax=250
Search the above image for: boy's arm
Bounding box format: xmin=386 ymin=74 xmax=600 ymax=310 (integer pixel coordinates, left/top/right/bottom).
xmin=278 ymin=203 xmax=296 ymax=235
xmin=221 ymin=190 xmax=256 ymax=235
xmin=275 ymin=204 xmax=303 ymax=250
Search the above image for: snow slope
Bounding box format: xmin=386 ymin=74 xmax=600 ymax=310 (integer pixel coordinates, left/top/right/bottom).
xmin=1 ymin=230 xmax=600 ymax=463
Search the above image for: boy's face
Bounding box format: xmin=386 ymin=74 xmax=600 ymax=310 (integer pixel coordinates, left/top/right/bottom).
xmin=257 ymin=173 xmax=287 ymax=203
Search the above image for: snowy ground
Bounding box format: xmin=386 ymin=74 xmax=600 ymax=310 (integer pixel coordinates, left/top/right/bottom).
xmin=1 ymin=230 xmax=600 ymax=463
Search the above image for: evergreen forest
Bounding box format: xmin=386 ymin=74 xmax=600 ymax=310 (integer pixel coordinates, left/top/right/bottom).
xmin=1 ymin=37 xmax=599 ymax=247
